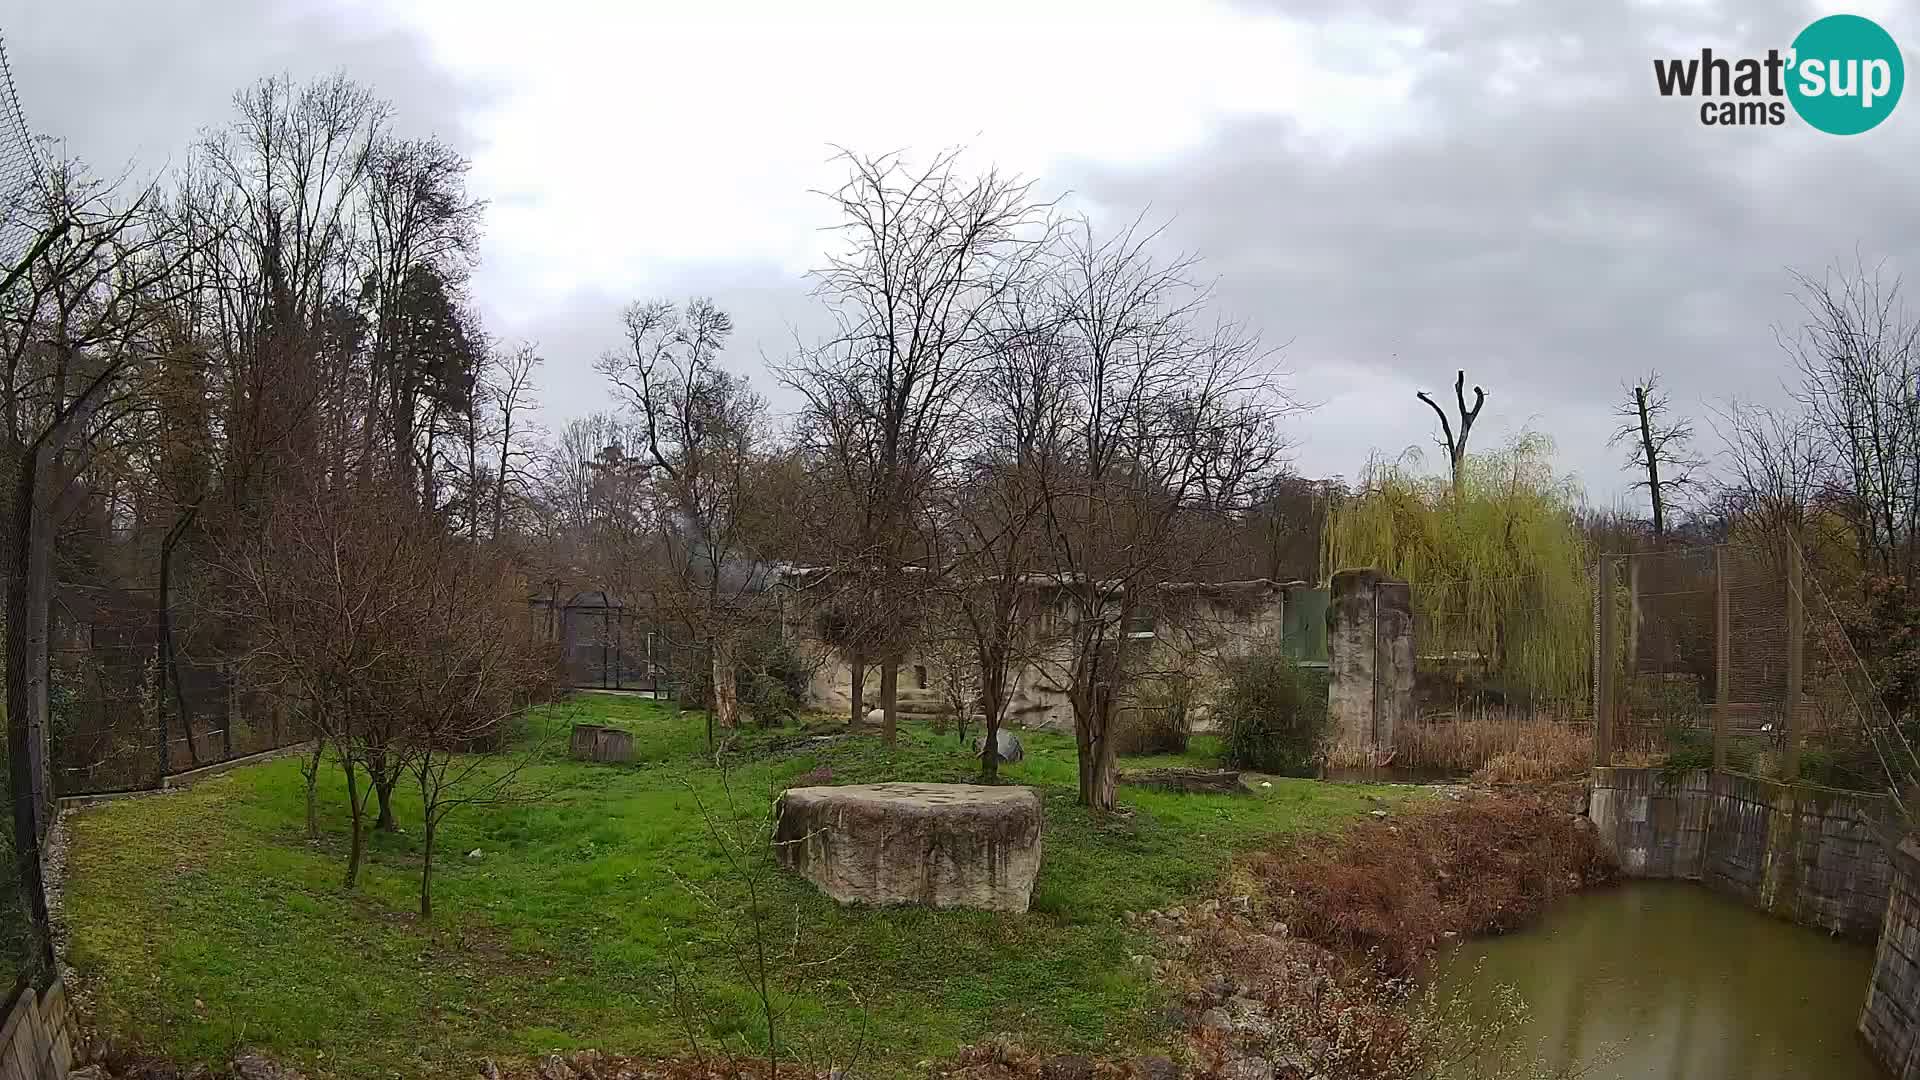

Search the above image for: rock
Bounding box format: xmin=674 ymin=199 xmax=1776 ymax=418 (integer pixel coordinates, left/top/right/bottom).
xmin=1197 ymin=1007 xmax=1233 ymax=1033
xmin=973 ymin=729 xmax=1025 ymax=764
xmin=1369 ymin=810 xmax=1389 ymax=819
xmin=1131 ymin=1056 xmax=1181 ymax=1080
xmin=866 ymin=707 xmax=885 ymax=726
xmin=1259 ymin=780 xmax=1272 ymax=788
xmin=1042 ymin=1054 xmax=1096 ymax=1080
xmin=1223 ymin=1058 xmax=1274 ymax=1080
xmin=467 ymin=848 xmax=484 ymax=860
xmin=774 ymin=782 xmax=1044 ymax=911
xmin=1227 ymin=994 xmax=1267 ymax=1017
xmin=569 ymin=1049 xmax=605 ymax=1078
xmin=534 ymin=1054 xmax=576 ymax=1080
xmin=232 ymin=1055 xmax=306 ymax=1080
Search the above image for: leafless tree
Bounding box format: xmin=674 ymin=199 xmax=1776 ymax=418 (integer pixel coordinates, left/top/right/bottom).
xmin=931 ymin=292 xmax=1071 ymax=778
xmin=1710 ymin=399 xmax=1824 ymax=543
xmin=1609 ymin=370 xmax=1702 ymax=541
xmin=0 ymin=162 xmax=193 ymax=977
xmin=784 ymin=148 xmax=1055 ymax=742
xmin=1416 ymin=369 xmax=1486 ymax=501
xmin=1033 ymin=219 xmax=1298 ymax=810
xmin=1781 ymin=262 xmax=1920 ymax=581
xmin=597 ymin=298 xmax=778 ymax=735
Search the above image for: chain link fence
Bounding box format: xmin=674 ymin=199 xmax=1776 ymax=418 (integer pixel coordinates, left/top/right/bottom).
xmin=1597 ymin=541 xmax=1920 ymax=806
xmin=49 ymin=584 xmax=304 ymax=797
xmin=0 ymin=27 xmax=44 ymax=1002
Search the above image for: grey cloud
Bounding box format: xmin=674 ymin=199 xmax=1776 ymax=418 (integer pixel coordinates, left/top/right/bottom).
xmin=478 ymin=260 xmax=831 ymax=432
xmin=1073 ymin=0 xmax=1919 ymax=499
xmin=6 ymin=0 xmax=486 ymax=175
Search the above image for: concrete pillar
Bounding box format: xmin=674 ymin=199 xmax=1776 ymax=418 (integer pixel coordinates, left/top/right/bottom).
xmin=1328 ymin=569 xmax=1414 ymax=760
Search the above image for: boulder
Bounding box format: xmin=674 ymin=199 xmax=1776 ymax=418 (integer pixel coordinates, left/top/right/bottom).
xmin=973 ymin=729 xmax=1025 ymax=764
xmin=774 ymin=782 xmax=1044 ymax=912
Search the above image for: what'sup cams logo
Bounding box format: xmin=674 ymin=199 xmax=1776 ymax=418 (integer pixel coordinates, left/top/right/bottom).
xmin=1654 ymin=14 xmax=1903 ymax=133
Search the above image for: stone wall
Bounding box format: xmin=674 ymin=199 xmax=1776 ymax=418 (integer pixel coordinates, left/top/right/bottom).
xmin=1588 ymin=766 xmax=1896 ymax=939
xmin=1327 ymin=569 xmax=1412 ymax=756
xmin=1862 ymin=837 xmax=1920 ymax=1078
xmin=0 ymin=977 xmax=75 ymax=1080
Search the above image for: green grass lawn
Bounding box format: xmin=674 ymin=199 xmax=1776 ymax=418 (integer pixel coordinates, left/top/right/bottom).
xmin=62 ymin=694 xmax=1405 ymax=1079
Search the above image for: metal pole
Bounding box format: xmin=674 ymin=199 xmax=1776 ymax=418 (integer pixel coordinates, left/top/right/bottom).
xmin=1595 ymin=554 xmax=1616 ymax=768
xmin=1783 ymin=539 xmax=1805 ymax=783
xmin=1713 ymin=544 xmax=1731 ymax=772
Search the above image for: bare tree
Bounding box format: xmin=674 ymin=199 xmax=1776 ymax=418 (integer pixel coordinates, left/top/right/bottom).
xmin=932 ymin=292 xmax=1071 ymax=778
xmin=784 ymin=148 xmax=1054 ymax=743
xmin=1709 ymin=398 xmax=1823 ymax=543
xmin=1034 ymin=219 xmax=1296 ymax=810
xmin=597 ymin=298 xmax=777 ymax=735
xmin=1416 ymin=369 xmax=1486 ymax=501
xmin=1782 ymin=262 xmax=1920 ymax=581
xmin=1608 ymin=370 xmax=1702 ymax=541
xmin=0 ymin=163 xmax=192 ymax=977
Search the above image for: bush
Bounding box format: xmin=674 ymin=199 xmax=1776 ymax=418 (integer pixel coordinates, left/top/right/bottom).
xmin=1217 ymin=645 xmax=1328 ymax=776
xmin=1112 ymin=676 xmax=1195 ymax=755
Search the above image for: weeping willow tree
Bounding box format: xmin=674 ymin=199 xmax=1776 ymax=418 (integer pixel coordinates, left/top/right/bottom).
xmin=1323 ymin=433 xmax=1591 ymax=702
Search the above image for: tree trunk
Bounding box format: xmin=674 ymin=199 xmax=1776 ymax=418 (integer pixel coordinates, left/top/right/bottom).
xmin=980 ymin=683 xmax=1003 ymax=782
xmin=3 ymin=447 xmax=54 ymax=982
xmin=711 ymin=634 xmax=739 ymax=729
xmin=24 ymin=504 xmax=53 ymax=821
xmin=373 ymin=764 xmax=398 ymax=832
xmin=419 ymin=809 xmax=436 ymax=919
xmin=1635 ymin=386 xmax=1666 ymax=541
xmin=880 ymin=660 xmax=898 ymax=745
xmin=848 ymin=655 xmax=866 ymax=730
xmin=303 ymin=740 xmax=324 ymax=840
xmin=1076 ymin=682 xmax=1119 ymax=811
xmin=343 ymin=750 xmax=367 ymax=889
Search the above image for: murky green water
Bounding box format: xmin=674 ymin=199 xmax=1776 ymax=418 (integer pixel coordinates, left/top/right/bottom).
xmin=1435 ymin=881 xmax=1884 ymax=1079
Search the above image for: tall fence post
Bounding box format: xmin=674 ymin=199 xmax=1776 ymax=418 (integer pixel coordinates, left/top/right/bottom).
xmin=1783 ymin=538 xmax=1805 ymax=783
xmin=1595 ymin=554 xmax=1616 ymax=768
xmin=1713 ymin=544 xmax=1730 ymax=772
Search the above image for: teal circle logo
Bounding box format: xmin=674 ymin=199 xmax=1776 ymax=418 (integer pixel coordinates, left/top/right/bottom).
xmin=1787 ymin=14 xmax=1903 ymax=135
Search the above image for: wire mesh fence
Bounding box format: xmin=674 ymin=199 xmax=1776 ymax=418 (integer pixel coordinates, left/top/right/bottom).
xmin=1394 ymin=577 xmax=1596 ymax=778
xmin=48 ymin=585 xmax=306 ymax=797
xmin=0 ymin=28 xmax=43 ymax=1001
xmin=1597 ymin=541 xmax=1920 ymax=806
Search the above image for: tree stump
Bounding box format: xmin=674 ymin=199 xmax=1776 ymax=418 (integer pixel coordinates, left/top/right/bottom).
xmin=569 ymin=723 xmax=634 ymax=763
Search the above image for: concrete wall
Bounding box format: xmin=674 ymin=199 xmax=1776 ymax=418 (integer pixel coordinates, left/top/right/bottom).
xmin=791 ymin=583 xmax=1299 ymax=733
xmin=1327 ymin=569 xmax=1413 ymax=756
xmin=1862 ymin=836 xmax=1920 ymax=1078
xmin=1589 ymin=766 xmax=1896 ymax=939
xmin=0 ymin=978 xmax=75 ymax=1080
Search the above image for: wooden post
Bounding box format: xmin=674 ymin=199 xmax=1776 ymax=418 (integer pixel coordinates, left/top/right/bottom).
xmin=1595 ymin=554 xmax=1616 ymax=768
xmin=1713 ymin=545 xmax=1730 ymax=772
xmin=1782 ymin=539 xmax=1805 ymax=783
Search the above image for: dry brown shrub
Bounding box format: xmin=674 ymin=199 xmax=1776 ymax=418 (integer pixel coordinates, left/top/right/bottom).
xmin=1241 ymin=792 xmax=1617 ymax=977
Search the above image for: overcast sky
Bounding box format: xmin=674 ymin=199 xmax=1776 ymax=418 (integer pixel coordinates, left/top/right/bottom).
xmin=9 ymin=0 xmax=1917 ymax=508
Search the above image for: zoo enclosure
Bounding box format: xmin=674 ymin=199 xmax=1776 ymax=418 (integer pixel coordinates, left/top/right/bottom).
xmin=1593 ymin=541 xmax=1915 ymax=794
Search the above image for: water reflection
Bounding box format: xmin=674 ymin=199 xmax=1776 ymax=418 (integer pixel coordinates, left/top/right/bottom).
xmin=1435 ymin=881 xmax=1882 ymax=1080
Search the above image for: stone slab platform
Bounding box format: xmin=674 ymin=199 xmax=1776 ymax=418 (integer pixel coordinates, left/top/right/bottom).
xmin=773 ymin=782 xmax=1043 ymax=912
